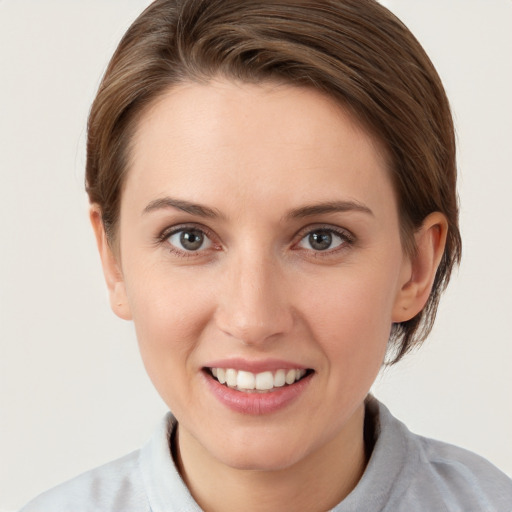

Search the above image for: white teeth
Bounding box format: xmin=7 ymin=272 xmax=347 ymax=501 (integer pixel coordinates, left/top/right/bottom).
xmin=274 ymin=369 xmax=286 ymax=387
xmin=285 ymin=369 xmax=297 ymax=385
xmin=255 ymin=371 xmax=274 ymax=390
xmin=216 ymin=368 xmax=226 ymax=384
xmin=226 ymin=369 xmax=237 ymax=387
xmin=210 ymin=367 xmax=308 ymax=391
xmin=237 ymin=370 xmax=255 ymax=390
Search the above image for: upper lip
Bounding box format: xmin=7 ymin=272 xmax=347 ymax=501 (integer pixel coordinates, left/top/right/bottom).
xmin=204 ymin=358 xmax=310 ymax=374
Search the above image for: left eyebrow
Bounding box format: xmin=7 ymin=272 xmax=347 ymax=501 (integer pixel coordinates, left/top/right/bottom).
xmin=285 ymin=200 xmax=374 ymax=219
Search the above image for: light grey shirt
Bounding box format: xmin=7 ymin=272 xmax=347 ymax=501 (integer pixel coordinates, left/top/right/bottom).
xmin=20 ymin=399 xmax=512 ymax=511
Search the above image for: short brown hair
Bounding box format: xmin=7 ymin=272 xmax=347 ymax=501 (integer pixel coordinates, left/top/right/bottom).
xmin=86 ymin=0 xmax=462 ymax=363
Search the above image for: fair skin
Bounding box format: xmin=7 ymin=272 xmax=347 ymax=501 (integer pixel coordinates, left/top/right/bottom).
xmin=91 ymin=80 xmax=447 ymax=512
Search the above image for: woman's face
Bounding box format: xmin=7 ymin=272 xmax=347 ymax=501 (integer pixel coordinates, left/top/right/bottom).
xmin=109 ymin=80 xmax=415 ymax=471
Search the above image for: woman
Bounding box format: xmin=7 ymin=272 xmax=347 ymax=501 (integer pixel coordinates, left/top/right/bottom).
xmin=21 ymin=0 xmax=512 ymax=510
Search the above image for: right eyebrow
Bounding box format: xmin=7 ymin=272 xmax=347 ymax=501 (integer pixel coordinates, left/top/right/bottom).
xmin=142 ymin=197 xmax=223 ymax=219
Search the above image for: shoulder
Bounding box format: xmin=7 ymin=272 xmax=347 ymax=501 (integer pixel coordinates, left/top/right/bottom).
xmin=374 ymin=400 xmax=512 ymax=511
xmin=18 ymin=412 xmax=195 ymax=512
xmin=19 ymin=450 xmax=150 ymax=512
xmin=411 ymin=434 xmax=512 ymax=510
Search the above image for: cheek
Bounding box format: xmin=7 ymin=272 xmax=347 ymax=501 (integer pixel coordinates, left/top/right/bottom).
xmin=123 ymin=266 xmax=213 ymax=388
xmin=126 ymin=262 xmax=208 ymax=330
xmin=297 ymin=260 xmax=400 ymax=368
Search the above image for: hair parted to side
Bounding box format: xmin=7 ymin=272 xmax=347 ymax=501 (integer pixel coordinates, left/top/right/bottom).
xmin=86 ymin=0 xmax=462 ymax=364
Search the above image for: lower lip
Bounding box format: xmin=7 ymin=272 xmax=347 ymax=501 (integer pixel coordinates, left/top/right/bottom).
xmin=203 ymin=370 xmax=313 ymax=415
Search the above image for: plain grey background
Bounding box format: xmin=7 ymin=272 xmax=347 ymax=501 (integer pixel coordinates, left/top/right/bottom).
xmin=1 ymin=1 xmax=511 ymax=510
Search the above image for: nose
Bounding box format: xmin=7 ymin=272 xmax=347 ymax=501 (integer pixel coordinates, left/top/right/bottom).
xmin=214 ymin=252 xmax=294 ymax=346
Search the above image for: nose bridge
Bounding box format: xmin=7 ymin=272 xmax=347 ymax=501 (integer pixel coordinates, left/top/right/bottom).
xmin=215 ymin=245 xmax=293 ymax=345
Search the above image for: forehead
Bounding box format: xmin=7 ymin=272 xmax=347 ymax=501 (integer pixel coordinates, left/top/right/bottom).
xmin=124 ymin=79 xmax=395 ymax=219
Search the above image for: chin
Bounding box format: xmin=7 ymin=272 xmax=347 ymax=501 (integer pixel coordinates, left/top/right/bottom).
xmin=206 ymin=433 xmax=313 ymax=472
xmin=220 ymin=451 xmax=303 ymax=472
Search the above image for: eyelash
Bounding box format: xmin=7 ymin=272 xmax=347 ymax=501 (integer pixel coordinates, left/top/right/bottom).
xmin=294 ymin=225 xmax=355 ymax=255
xmin=156 ymin=224 xmax=355 ymax=258
xmin=157 ymin=224 xmax=220 ymax=258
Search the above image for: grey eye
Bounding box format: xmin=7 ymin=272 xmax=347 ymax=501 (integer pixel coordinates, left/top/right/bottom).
xmin=298 ymin=230 xmax=344 ymax=251
xmin=168 ymin=229 xmax=211 ymax=251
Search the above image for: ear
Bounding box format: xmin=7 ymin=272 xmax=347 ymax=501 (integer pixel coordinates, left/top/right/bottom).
xmin=89 ymin=206 xmax=132 ymax=320
xmin=392 ymin=212 xmax=448 ymax=323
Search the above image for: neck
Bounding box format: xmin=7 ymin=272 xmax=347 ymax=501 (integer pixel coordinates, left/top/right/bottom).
xmin=175 ymin=404 xmax=367 ymax=512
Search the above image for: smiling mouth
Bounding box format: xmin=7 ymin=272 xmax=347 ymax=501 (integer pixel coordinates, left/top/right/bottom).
xmin=206 ymin=367 xmax=313 ymax=393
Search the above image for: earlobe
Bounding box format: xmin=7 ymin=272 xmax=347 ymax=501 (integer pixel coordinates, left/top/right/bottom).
xmin=89 ymin=206 xmax=132 ymax=321
xmin=392 ymin=212 xmax=448 ymax=323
